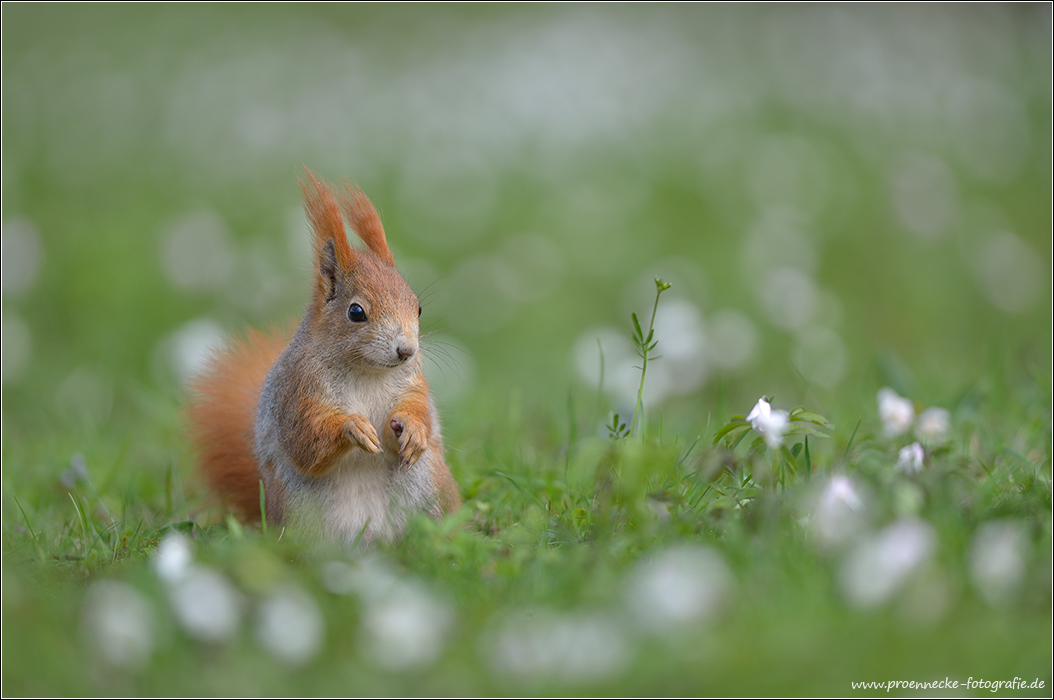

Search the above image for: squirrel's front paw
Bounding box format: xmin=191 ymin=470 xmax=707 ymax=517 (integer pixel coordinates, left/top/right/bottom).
xmin=390 ymin=415 xmax=427 ymax=468
xmin=344 ymin=414 xmax=381 ymax=454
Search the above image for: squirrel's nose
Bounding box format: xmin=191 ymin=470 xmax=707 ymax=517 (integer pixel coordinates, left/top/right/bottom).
xmin=396 ymin=344 xmax=416 ymax=361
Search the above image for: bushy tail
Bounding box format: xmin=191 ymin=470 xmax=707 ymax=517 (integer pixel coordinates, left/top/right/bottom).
xmin=185 ymin=328 xmax=289 ymax=523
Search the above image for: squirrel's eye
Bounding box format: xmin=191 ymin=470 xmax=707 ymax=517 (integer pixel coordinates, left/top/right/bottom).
xmin=348 ymin=303 xmax=367 ymax=323
xmin=417 ymin=304 xmax=422 ymax=317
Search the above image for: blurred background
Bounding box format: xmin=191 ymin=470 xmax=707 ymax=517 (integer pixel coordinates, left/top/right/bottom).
xmin=2 ymin=4 xmax=1050 ymax=440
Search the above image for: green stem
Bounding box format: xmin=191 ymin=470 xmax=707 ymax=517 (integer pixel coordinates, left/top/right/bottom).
xmin=630 ymin=279 xmax=670 ymax=442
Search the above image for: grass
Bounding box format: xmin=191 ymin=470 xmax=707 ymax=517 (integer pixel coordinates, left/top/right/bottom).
xmin=2 ymin=4 xmax=1051 ymax=697
xmin=2 ymin=291 xmax=1050 ymax=696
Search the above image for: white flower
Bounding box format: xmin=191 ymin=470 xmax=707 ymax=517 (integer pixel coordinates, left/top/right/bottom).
xmin=320 ymin=560 xmax=357 ymax=595
xmin=840 ymin=518 xmax=936 ymax=608
xmin=153 ymin=531 xmax=193 ymax=583
xmin=360 ymin=580 xmax=454 ymax=671
xmin=623 ymin=545 xmax=732 ymax=632
xmin=168 ymin=566 xmax=244 ymax=643
xmin=329 ymin=555 xmax=402 ymax=600
xmin=486 ymin=609 xmax=628 ymax=684
xmin=256 ymin=586 xmax=325 ymax=666
xmin=877 ymin=387 xmax=915 ymax=438
xmin=812 ymin=475 xmax=867 ymax=548
xmin=746 ymin=397 xmax=789 ymax=448
xmin=746 ymin=397 xmax=772 ymax=427
xmin=915 ymin=407 xmax=950 ymax=444
xmin=895 ymin=442 xmax=925 ymax=475
xmin=81 ymin=580 xmax=155 ymax=669
xmin=970 ymin=521 xmax=1027 ymax=606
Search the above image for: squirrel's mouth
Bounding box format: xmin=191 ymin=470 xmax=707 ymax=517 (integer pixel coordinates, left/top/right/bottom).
xmin=342 ymin=346 xmax=410 ymax=370
xmin=354 ymin=356 xmax=407 ymax=371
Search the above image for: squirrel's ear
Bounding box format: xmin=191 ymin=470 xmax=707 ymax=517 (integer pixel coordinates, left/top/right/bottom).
xmin=301 ymin=169 xmax=356 ymax=300
xmin=338 ymin=183 xmax=396 ymax=267
xmin=318 ymin=239 xmax=339 ymax=302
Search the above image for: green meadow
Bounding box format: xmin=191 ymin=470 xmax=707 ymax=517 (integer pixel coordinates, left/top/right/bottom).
xmin=2 ymin=5 xmax=1050 ymax=696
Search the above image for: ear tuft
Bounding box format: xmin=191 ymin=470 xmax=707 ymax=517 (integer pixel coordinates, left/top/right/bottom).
xmin=339 ymin=182 xmax=396 ymax=267
xmin=301 ymin=168 xmax=356 ymax=273
xmin=301 ymin=169 xmax=356 ymax=304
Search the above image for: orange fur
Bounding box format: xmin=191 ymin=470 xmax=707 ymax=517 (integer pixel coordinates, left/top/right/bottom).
xmin=188 ymin=173 xmax=461 ymax=540
xmin=339 ymin=181 xmax=396 ymax=266
xmin=390 ymin=373 xmax=460 ymax=512
xmin=431 ymin=455 xmax=462 ymax=515
xmin=387 ymin=374 xmax=432 ymax=443
xmin=186 ymin=328 xmax=289 ymax=523
xmin=383 ymin=379 xmax=428 ymax=468
xmin=302 ymin=169 xmax=356 ymax=296
xmin=287 ymin=398 xmax=360 ymax=477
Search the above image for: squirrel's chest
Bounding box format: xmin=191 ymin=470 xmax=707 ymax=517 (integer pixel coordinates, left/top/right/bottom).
xmin=281 ymin=368 xmax=429 ymax=544
xmin=319 ymin=455 xmax=398 ymax=541
xmin=303 ymin=450 xmax=433 ymax=545
xmin=333 ymin=372 xmax=405 ymax=429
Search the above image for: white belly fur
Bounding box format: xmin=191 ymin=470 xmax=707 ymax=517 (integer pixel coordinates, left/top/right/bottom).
xmin=290 ymin=369 xmax=436 ymax=545
xmin=288 ymin=446 xmax=436 ymax=545
xmin=326 ymin=452 xmax=404 ymax=543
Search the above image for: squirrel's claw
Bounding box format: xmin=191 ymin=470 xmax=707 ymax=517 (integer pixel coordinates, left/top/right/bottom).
xmin=391 ymin=416 xmax=427 ymax=469
xmin=345 ymin=414 xmax=381 ymax=453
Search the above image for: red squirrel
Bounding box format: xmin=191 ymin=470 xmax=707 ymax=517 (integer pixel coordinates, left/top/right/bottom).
xmin=186 ymin=171 xmax=460 ymax=544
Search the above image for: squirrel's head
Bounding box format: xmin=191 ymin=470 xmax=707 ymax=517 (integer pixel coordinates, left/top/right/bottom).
xmin=300 ymin=170 xmax=421 ymax=371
